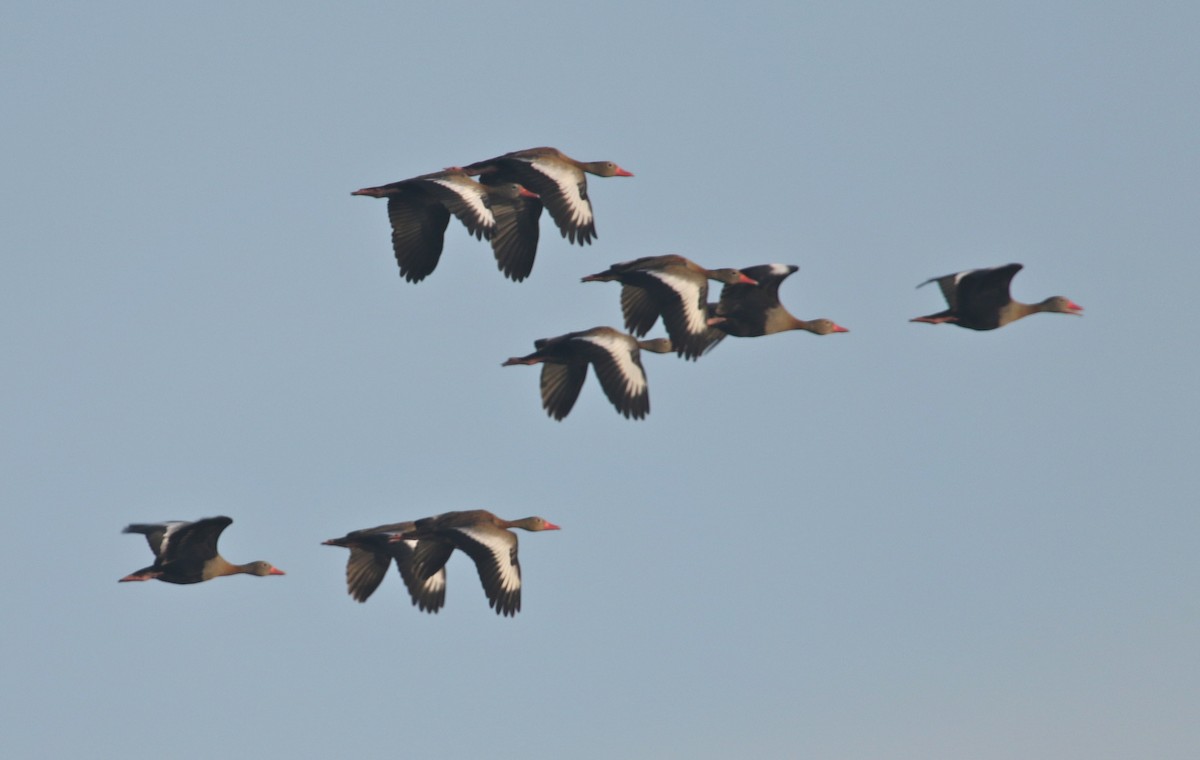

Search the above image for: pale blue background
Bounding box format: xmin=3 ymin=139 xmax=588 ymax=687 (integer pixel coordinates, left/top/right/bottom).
xmin=3 ymin=2 xmax=1198 ymax=758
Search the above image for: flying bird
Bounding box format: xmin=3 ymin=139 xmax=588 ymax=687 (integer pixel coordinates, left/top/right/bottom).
xmin=462 ymin=147 xmax=632 ymax=245
xmin=911 ymin=263 xmax=1082 ymax=330
xmin=119 ymin=516 xmax=284 ymax=584
xmin=390 ymin=510 xmax=560 ymax=617
xmin=582 ymin=255 xmax=757 ymax=360
xmin=503 ymin=326 xmax=673 ymax=420
xmin=352 ymin=168 xmax=540 ymax=282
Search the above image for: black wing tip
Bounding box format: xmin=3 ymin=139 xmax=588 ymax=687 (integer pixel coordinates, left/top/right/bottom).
xmin=491 ymin=598 xmax=521 ymax=616
xmin=399 ymin=268 xmax=431 ymax=283
xmin=496 ymin=258 xmax=534 ymax=282
xmin=412 ymin=598 xmax=443 ymax=614
xmin=561 ymin=226 xmax=596 ymax=245
xmin=617 ymin=396 xmax=650 ymax=420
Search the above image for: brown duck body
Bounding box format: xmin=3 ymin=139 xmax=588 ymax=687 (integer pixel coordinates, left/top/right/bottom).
xmin=911 ymin=263 xmax=1083 ymax=330
xmin=582 ymin=255 xmax=757 ymax=360
xmin=392 ymin=510 xmax=560 ymax=617
xmin=322 ymin=522 xmax=446 ymax=611
xmin=120 ymin=516 xmax=284 ymax=584
xmin=503 ymin=326 xmax=673 ymax=420
xmin=352 ymin=168 xmax=540 ymax=282
xmin=462 ymin=147 xmax=632 ymax=245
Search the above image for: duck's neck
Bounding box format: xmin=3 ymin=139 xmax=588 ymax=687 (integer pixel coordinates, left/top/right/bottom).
xmin=204 ymin=556 xmax=241 ymax=578
xmin=769 ymin=309 xmax=806 ymax=333
xmin=1000 ymin=300 xmax=1038 ymax=324
xmin=211 ymin=557 xmax=262 ymax=577
xmin=637 ymin=338 xmax=674 ymax=354
xmin=504 ymin=517 xmax=544 ymax=531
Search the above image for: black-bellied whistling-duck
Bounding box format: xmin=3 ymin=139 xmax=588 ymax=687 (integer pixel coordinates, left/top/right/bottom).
xmin=502 ymin=326 xmax=672 ymax=420
xmin=581 ymin=255 xmax=758 ymax=360
xmin=911 ymin=263 xmax=1083 ymax=330
xmin=462 ymin=147 xmax=632 ymax=245
xmin=351 ymin=168 xmax=540 ymax=282
xmin=705 ymin=264 xmax=848 ymax=350
xmin=119 ymin=516 xmax=284 ymax=584
xmin=390 ymin=510 xmax=560 ymax=617
xmin=322 ymin=523 xmax=446 ymax=611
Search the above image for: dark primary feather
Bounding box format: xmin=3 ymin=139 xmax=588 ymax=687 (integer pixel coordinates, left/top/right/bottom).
xmin=343 ymin=541 xmax=392 ymax=603
xmin=540 ymin=360 xmax=590 ymax=421
xmin=387 ymin=196 xmax=452 ymax=282
xmin=483 ymin=182 xmax=543 ymax=281
xmin=620 ymin=284 xmax=661 ymax=336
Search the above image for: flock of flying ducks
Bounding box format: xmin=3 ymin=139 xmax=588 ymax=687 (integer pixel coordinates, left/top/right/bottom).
xmin=120 ymin=511 xmax=558 ymax=617
xmin=119 ymin=146 xmax=1083 ymax=614
xmin=352 ymin=146 xmax=1082 ymax=422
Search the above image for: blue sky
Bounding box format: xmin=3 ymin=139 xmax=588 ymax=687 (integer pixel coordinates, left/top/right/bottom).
xmin=3 ymin=2 xmax=1198 ymax=758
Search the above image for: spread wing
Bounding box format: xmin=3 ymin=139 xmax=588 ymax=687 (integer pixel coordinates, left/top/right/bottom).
xmin=344 ymin=542 xmax=392 ymax=603
xmin=717 ymin=264 xmax=792 ymax=319
xmin=441 ymin=525 xmax=522 ymax=616
xmin=640 ymin=268 xmax=710 ymax=360
xmin=418 ymin=174 xmax=494 ymax=240
xmin=489 ymin=193 xmax=543 ymax=282
xmin=574 ymin=332 xmax=651 ymax=419
xmin=393 ymin=538 xmax=450 ymax=613
xmin=620 ymin=284 xmax=663 ymax=336
xmin=162 ymin=516 xmax=232 ymax=564
xmin=540 ymin=361 xmax=589 ymax=421
xmin=123 ymin=520 xmax=190 ymax=560
xmin=956 ymin=263 xmax=1023 ymax=316
xmin=387 ymin=195 xmax=452 ymax=283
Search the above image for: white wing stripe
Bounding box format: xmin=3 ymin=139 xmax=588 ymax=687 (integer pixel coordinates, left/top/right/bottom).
xmin=424 ymin=569 xmax=446 ymax=594
xmin=527 ymin=159 xmax=592 ymax=227
xmin=160 ymin=521 xmax=188 ymax=554
xmin=647 ymin=270 xmax=708 ymax=335
xmin=429 ymin=177 xmax=495 ymax=228
xmin=954 ymin=265 xmax=1003 ymax=286
xmin=577 ymin=333 xmax=647 ymax=397
xmin=452 ymin=526 xmax=520 ymax=592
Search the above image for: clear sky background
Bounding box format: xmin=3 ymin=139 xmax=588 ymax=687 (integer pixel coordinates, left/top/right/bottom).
xmin=3 ymin=2 xmax=1198 ymax=758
